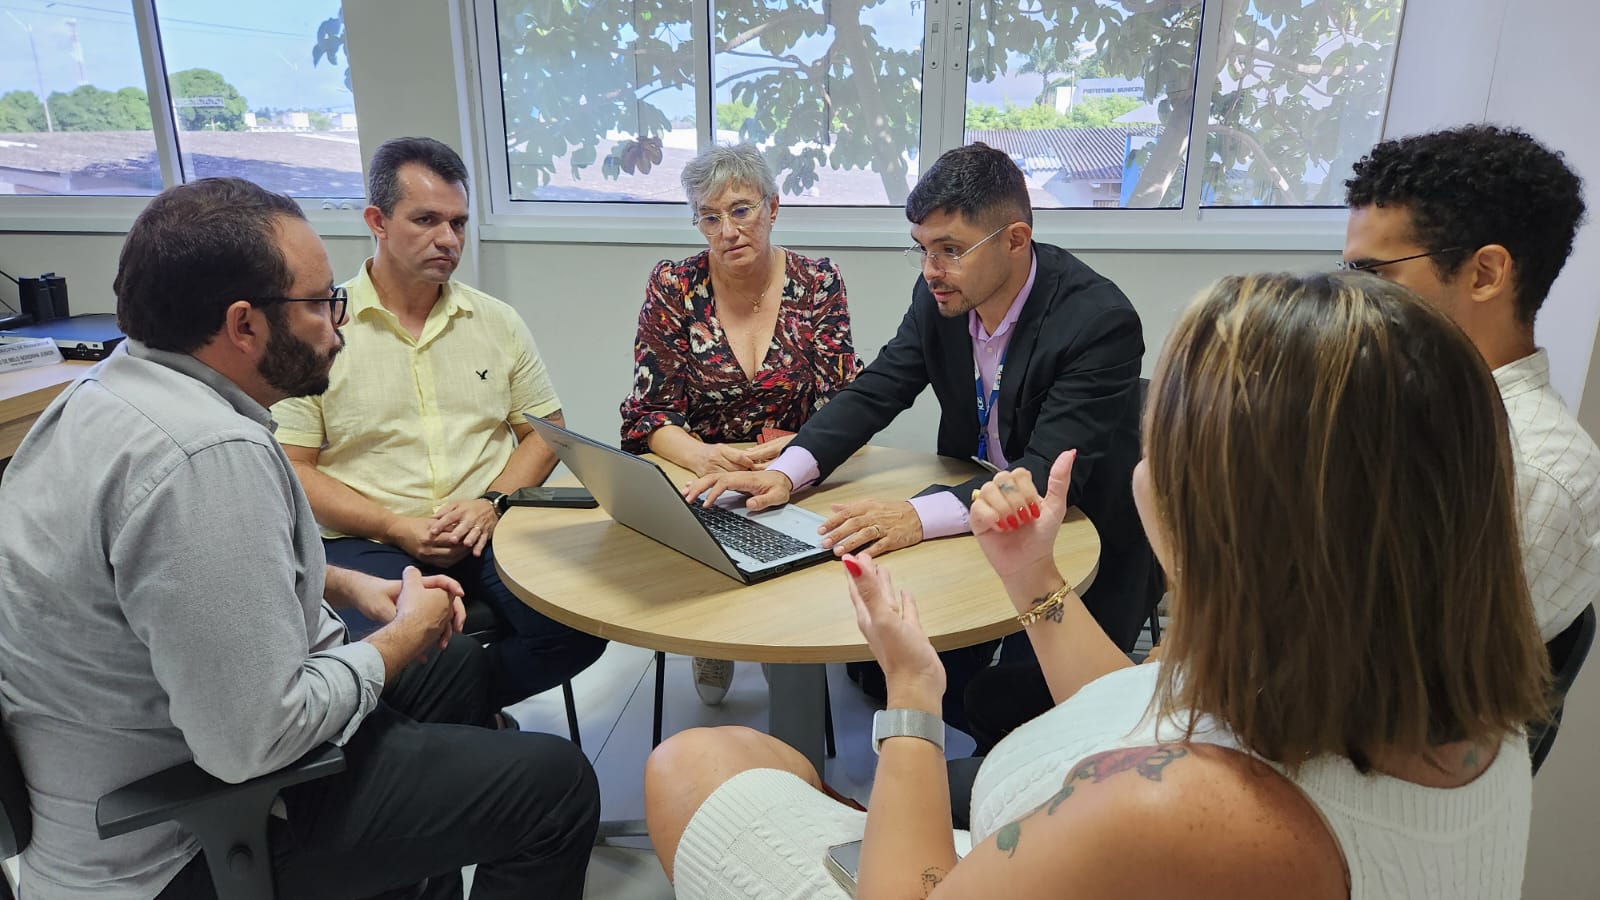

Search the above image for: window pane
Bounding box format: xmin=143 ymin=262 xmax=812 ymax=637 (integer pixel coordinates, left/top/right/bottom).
xmin=714 ymin=1 xmax=924 ymax=206
xmin=154 ymin=1 xmax=364 ymax=198
xmin=494 ymin=0 xmax=697 ymax=203
xmin=1202 ymin=1 xmax=1405 ymax=207
xmin=0 ymin=5 xmax=159 ymax=195
xmin=965 ymin=1 xmax=1202 ymax=210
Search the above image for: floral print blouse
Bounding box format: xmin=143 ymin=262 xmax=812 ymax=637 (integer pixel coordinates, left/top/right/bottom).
xmin=620 ymin=249 xmax=863 ymax=452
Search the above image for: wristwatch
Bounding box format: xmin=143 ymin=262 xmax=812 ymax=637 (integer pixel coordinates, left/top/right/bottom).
xmin=480 ymin=490 xmax=511 ymax=517
xmin=871 ymin=708 xmax=945 ymax=755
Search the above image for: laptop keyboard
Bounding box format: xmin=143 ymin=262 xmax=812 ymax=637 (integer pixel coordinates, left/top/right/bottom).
xmin=690 ymin=504 xmax=817 ymax=563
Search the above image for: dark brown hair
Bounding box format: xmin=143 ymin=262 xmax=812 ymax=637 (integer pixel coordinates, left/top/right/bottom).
xmin=115 ymin=177 xmax=304 ymax=354
xmin=1146 ymin=271 xmax=1549 ymax=768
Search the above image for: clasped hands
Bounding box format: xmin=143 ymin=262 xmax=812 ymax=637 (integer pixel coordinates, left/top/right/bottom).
xmin=845 ymin=450 xmax=1078 ymax=705
xmin=690 ymin=434 xmax=791 ymax=477
xmin=386 ymin=497 xmax=503 ymax=568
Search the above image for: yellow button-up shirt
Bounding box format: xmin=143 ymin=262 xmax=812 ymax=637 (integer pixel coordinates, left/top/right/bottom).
xmin=273 ymin=260 xmax=562 ymax=538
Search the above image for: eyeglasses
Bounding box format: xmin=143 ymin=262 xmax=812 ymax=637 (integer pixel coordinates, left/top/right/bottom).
xmin=694 ymin=201 xmax=766 ymax=235
xmin=1337 ymin=248 xmax=1466 ymax=273
xmin=248 ymin=286 xmax=348 ymax=324
xmin=903 ymin=224 xmax=1013 ymax=272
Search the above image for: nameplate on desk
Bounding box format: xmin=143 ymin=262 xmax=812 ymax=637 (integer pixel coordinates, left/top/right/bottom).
xmin=0 ymin=337 xmax=63 ymax=373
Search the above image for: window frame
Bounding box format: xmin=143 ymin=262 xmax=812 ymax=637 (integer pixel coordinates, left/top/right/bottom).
xmin=468 ymin=0 xmax=1400 ymax=251
xmin=0 ymin=0 xmax=372 ymax=236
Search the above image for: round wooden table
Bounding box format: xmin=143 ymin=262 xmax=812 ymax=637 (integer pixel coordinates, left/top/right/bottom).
xmin=494 ymin=444 xmax=1099 ymax=772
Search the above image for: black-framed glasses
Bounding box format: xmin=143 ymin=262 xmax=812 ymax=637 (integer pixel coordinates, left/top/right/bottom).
xmin=248 ymin=286 xmax=348 ymax=324
xmin=694 ymin=201 xmax=766 ymax=235
xmin=1337 ymin=248 xmax=1466 ymax=273
xmin=903 ymin=223 xmax=1013 ymax=272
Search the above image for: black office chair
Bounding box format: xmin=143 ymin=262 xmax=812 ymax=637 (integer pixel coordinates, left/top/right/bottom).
xmin=1530 ymin=603 xmax=1596 ymax=776
xmin=461 ymin=598 xmax=582 ymax=748
xmin=2 ymin=712 xmax=344 ymax=900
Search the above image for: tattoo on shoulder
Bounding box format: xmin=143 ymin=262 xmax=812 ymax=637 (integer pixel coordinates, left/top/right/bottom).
xmin=996 ymin=819 xmax=1022 ymax=857
xmin=1044 ymin=745 xmax=1188 ymax=814
xmin=920 ymin=867 xmax=946 ymax=896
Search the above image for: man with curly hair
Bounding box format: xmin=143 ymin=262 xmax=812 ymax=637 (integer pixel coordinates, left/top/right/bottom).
xmin=1344 ymin=124 xmax=1600 ymax=639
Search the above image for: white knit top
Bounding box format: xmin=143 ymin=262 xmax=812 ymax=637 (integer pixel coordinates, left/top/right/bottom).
xmin=971 ymin=663 xmax=1531 ymax=899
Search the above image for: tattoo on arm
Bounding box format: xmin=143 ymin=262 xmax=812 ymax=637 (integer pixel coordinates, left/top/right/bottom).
xmin=920 ymin=867 xmax=946 ymax=896
xmin=1027 ymin=592 xmax=1067 ymax=624
xmin=989 ymin=746 xmax=1188 ymax=865
xmin=1045 ymin=745 xmax=1188 ymax=814
xmin=996 ymin=820 xmax=1022 ymax=857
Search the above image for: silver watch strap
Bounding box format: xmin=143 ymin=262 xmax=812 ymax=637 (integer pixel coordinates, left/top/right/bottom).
xmin=872 ymin=708 xmax=945 ymax=755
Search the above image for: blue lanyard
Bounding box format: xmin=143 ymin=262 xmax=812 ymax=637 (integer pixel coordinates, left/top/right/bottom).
xmin=974 ymin=344 xmax=1008 ymax=464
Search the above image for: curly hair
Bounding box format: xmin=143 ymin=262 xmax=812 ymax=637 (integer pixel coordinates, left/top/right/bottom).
xmin=1345 ymin=124 xmax=1585 ymax=324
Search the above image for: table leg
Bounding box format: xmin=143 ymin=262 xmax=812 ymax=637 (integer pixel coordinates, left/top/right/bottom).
xmin=765 ymin=662 xmax=828 ymax=774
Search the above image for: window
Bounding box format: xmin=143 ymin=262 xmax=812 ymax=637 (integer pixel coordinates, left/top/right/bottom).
xmin=153 ymin=1 xmax=364 ymax=198
xmin=493 ymin=0 xmax=697 ymax=202
xmin=712 ymin=1 xmax=924 ymax=206
xmin=483 ymin=0 xmax=1406 ymax=215
xmin=1202 ymin=2 xmax=1405 ymax=207
xmin=0 ymin=0 xmax=362 ymax=200
xmin=0 ymin=3 xmax=159 ymax=195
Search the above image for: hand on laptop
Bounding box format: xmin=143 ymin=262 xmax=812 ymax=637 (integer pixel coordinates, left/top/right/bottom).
xmin=820 ymin=499 xmax=923 ymax=557
xmin=682 ymin=468 xmax=794 ymax=511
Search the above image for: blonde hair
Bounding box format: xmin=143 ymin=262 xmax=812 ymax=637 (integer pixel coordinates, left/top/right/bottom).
xmin=1146 ymin=271 xmax=1549 ymax=768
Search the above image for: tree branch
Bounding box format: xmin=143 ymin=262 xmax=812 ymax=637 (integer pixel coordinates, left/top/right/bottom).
xmin=1214 ymin=124 xmax=1302 ymax=204
xmin=720 ymin=9 xmax=826 ymax=54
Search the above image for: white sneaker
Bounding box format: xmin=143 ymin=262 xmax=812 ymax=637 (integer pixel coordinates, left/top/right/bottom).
xmin=692 ymin=657 xmax=735 ymax=705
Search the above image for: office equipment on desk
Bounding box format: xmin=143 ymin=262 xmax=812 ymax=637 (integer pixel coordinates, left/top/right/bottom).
xmin=18 ymin=273 xmax=68 ymax=324
xmin=0 ymin=313 xmax=124 ymax=361
xmin=525 ymin=415 xmax=832 ymax=583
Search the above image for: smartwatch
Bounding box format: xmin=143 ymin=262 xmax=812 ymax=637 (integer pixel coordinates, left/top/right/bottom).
xmin=871 ymin=708 xmax=945 ymax=755
xmin=480 ymin=490 xmax=511 ymax=517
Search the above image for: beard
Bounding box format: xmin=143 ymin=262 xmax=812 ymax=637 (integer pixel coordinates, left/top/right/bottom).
xmin=259 ymin=324 xmax=343 ymax=397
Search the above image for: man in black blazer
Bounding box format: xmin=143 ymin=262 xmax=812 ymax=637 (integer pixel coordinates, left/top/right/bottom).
xmin=686 ymin=144 xmax=1152 ymax=734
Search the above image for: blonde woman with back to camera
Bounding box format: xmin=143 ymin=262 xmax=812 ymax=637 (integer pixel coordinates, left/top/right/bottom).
xmin=643 ymin=271 xmax=1549 ymax=900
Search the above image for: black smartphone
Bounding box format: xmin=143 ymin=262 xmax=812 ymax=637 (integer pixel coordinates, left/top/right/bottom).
xmin=507 ymin=486 xmax=599 ymax=509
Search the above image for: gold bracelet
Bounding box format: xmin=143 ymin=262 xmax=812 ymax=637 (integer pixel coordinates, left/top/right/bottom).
xmin=1017 ymin=583 xmax=1072 ymax=627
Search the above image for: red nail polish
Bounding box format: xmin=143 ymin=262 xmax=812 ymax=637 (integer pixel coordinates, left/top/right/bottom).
xmin=1029 ymin=501 xmax=1041 ymax=517
xmin=1006 ymin=513 xmax=1020 ymax=529
xmin=843 ymin=558 xmax=862 ymax=577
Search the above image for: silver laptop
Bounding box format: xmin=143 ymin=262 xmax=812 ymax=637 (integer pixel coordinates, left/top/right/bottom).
xmin=525 ymin=416 xmax=834 ymax=583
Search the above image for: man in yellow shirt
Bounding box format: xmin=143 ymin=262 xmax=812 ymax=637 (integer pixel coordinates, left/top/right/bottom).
xmin=274 ymin=137 xmax=605 ymax=713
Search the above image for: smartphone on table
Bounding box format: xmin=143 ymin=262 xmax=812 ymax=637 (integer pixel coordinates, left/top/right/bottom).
xmin=823 ymin=840 xmax=862 ymax=896
xmin=506 ymin=486 xmax=598 ymax=509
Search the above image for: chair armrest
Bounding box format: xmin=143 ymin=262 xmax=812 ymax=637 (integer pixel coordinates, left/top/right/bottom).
xmin=95 ymin=744 xmax=345 ymax=840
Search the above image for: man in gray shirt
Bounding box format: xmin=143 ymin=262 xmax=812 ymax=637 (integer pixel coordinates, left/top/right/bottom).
xmin=0 ymin=178 xmax=599 ymax=899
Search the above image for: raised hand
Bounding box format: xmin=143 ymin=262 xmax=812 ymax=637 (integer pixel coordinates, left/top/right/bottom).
xmin=970 ymin=450 xmax=1075 ymax=589
xmin=843 ymin=552 xmax=944 ymax=712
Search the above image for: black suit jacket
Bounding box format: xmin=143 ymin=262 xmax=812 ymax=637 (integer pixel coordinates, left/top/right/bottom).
xmin=793 ymin=242 xmax=1153 ymax=648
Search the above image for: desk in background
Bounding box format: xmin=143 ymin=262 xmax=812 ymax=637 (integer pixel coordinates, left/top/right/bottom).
xmin=494 ymin=444 xmax=1100 ymax=772
xmin=0 ymin=361 xmax=90 ymax=460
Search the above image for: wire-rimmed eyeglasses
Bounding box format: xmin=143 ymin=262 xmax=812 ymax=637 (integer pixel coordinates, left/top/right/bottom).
xmin=694 ymin=202 xmax=766 ymax=235
xmin=903 ymin=224 xmax=1013 ymax=272
xmin=1337 ymin=248 xmax=1466 ymax=273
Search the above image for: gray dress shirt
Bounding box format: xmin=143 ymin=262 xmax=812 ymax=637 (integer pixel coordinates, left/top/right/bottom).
xmin=0 ymin=340 xmax=384 ymax=899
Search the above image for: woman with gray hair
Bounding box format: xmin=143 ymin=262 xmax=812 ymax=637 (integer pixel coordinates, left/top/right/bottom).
xmin=620 ymin=143 xmax=862 ymax=703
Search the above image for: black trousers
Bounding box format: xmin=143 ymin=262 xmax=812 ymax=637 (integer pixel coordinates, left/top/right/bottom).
xmin=324 ymin=538 xmax=608 ymax=709
xmin=156 ymin=636 xmax=601 ymax=900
